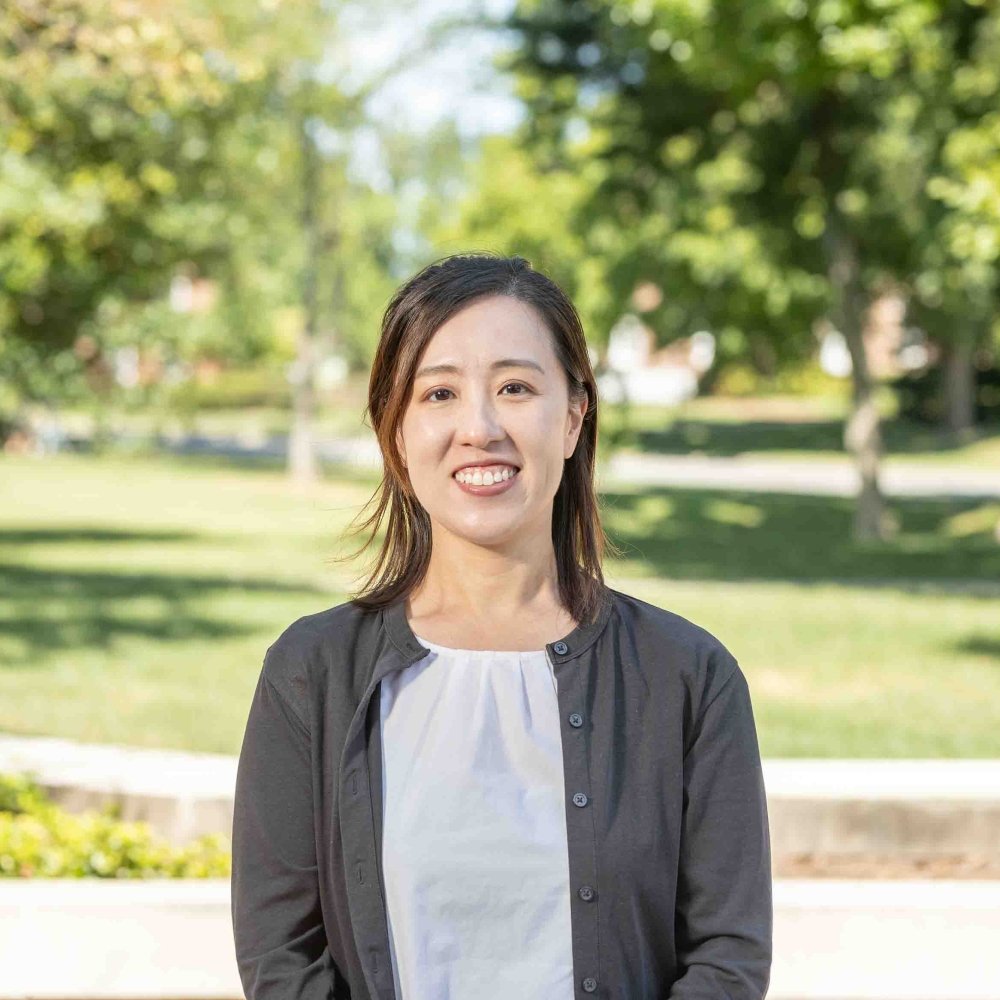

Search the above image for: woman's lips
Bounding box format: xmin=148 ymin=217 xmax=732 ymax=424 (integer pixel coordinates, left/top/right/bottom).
xmin=452 ymin=468 xmax=520 ymax=496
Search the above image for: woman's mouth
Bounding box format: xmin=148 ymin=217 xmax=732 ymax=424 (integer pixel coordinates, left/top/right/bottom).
xmin=452 ymin=464 xmax=520 ymax=496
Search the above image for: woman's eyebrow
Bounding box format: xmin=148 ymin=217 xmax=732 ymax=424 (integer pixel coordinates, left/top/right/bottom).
xmin=414 ymin=358 xmax=546 ymax=379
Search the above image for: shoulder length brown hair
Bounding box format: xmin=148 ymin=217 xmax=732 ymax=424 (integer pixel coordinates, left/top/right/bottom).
xmin=338 ymin=251 xmax=620 ymax=628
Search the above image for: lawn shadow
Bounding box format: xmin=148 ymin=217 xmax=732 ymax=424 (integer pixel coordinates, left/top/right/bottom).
xmin=0 ymin=528 xmax=327 ymax=666
xmin=0 ymin=528 xmax=196 ymax=546
xmin=600 ymin=484 xmax=1000 ymax=591
xmin=629 ymin=416 xmax=998 ymax=458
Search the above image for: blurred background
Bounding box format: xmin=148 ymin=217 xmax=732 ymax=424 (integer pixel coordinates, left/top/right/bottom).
xmin=1 ymin=0 xmax=999 ymax=996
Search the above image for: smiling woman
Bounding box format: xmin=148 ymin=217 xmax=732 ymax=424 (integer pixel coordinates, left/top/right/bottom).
xmin=231 ymin=252 xmax=773 ymax=1000
xmin=346 ymin=254 xmax=612 ymax=639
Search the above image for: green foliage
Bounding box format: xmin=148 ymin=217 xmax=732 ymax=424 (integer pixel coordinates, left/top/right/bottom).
xmin=168 ymin=367 xmax=291 ymax=412
xmin=500 ymin=0 xmax=1000 ymax=372
xmin=430 ymin=134 xmax=619 ymax=345
xmin=0 ymin=332 xmax=94 ymax=415
xmin=0 ymin=772 xmax=230 ymax=879
xmin=890 ymin=360 xmax=1000 ymax=425
xmin=0 ymin=0 xmax=246 ymax=354
xmin=714 ymin=360 xmax=848 ymax=400
xmin=0 ymin=0 xmax=416 ymax=420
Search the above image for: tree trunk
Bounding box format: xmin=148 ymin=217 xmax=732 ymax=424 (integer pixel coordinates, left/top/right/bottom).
xmin=824 ymin=222 xmax=890 ymax=542
xmin=288 ymin=113 xmax=320 ymax=488
xmin=748 ymin=333 xmax=778 ymax=381
xmin=942 ymin=326 xmax=977 ymax=436
xmin=288 ymin=326 xmax=318 ymax=487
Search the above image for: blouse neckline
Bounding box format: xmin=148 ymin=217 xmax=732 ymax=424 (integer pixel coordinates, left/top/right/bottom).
xmin=411 ymin=633 xmax=548 ymax=657
xmin=381 ymin=586 xmax=615 ymax=663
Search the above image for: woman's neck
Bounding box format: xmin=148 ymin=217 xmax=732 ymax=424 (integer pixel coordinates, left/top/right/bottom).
xmin=406 ymin=560 xmax=577 ymax=652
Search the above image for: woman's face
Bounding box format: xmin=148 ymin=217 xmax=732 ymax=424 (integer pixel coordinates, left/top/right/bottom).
xmin=395 ymin=294 xmax=588 ymax=550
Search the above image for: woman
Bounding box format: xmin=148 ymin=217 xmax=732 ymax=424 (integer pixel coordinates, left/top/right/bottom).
xmin=231 ymin=252 xmax=772 ymax=1000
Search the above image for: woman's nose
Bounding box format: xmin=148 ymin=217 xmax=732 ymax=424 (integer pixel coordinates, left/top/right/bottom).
xmin=456 ymin=395 xmax=504 ymax=444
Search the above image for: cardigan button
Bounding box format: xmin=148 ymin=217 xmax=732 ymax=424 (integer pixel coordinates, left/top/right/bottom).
xmin=572 ymin=791 xmax=589 ymax=807
xmin=553 ymin=641 xmax=568 ymax=654
xmin=582 ymin=977 xmax=598 ymax=993
xmin=578 ymin=884 xmax=595 ymax=901
xmin=568 ymin=712 xmax=583 ymax=728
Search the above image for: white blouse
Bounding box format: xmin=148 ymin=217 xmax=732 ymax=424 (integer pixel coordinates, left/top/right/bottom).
xmin=378 ymin=633 xmax=576 ymax=1000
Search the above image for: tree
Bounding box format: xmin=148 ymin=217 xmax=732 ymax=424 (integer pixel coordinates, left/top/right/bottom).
xmin=496 ymin=0 xmax=997 ymax=540
xmin=0 ymin=0 xmax=460 ymax=484
xmin=429 ymin=133 xmax=620 ymax=350
xmin=0 ymin=0 xmax=244 ymax=355
xmin=903 ymin=8 xmax=1000 ymax=434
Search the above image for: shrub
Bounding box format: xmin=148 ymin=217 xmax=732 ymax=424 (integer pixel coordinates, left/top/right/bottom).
xmin=0 ymin=772 xmax=230 ymax=878
xmin=712 ymin=359 xmax=846 ymax=398
xmin=168 ymin=366 xmax=291 ymax=413
xmin=889 ymin=362 xmax=1000 ymax=425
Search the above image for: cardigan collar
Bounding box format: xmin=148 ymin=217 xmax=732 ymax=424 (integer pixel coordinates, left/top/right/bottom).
xmin=380 ymin=584 xmax=615 ymax=665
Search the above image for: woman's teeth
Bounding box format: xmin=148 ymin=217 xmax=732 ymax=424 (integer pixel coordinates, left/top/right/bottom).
xmin=454 ymin=465 xmax=519 ymax=486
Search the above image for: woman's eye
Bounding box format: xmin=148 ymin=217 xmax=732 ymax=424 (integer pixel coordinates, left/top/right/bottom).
xmin=424 ymin=383 xmax=531 ymax=402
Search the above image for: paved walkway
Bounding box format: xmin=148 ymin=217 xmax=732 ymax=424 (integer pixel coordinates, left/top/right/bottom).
xmin=139 ymin=430 xmax=1000 ymax=498
xmin=603 ymin=449 xmax=1000 ymax=498
xmin=7 ymin=874 xmax=998 ymax=997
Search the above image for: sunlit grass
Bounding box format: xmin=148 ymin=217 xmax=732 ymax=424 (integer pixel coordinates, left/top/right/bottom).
xmin=1 ymin=451 xmax=998 ymax=757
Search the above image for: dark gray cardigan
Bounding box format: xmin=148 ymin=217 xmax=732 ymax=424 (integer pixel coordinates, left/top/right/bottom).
xmin=231 ymin=586 xmax=772 ymax=1000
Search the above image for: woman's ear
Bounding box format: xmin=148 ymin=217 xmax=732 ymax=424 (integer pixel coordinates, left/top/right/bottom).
xmin=396 ymin=426 xmax=406 ymax=468
xmin=565 ymin=396 xmax=588 ymax=460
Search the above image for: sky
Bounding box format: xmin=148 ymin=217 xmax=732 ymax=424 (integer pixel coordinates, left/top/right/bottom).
xmin=313 ymin=0 xmax=525 ymax=258
xmin=338 ymin=0 xmax=524 ymax=139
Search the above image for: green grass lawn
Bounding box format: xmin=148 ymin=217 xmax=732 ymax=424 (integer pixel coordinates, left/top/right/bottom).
xmin=1 ymin=451 xmax=998 ymax=758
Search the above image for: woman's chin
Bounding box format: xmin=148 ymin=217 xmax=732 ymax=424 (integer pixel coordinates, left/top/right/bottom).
xmin=438 ymin=516 xmax=526 ymax=547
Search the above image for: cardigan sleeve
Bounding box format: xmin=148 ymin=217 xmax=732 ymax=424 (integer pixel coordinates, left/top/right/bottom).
xmin=230 ymin=664 xmax=340 ymax=999
xmin=667 ymin=658 xmax=773 ymax=1000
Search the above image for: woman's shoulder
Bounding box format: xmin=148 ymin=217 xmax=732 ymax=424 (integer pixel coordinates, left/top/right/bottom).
xmin=258 ymin=598 xmax=381 ymax=713
xmin=609 ymin=587 xmax=734 ymax=654
xmin=607 ymin=587 xmax=741 ymax=694
xmin=265 ymin=597 xmax=376 ymax=657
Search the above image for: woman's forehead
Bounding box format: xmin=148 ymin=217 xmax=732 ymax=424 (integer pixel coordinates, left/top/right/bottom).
xmin=420 ymin=299 xmax=555 ymax=364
